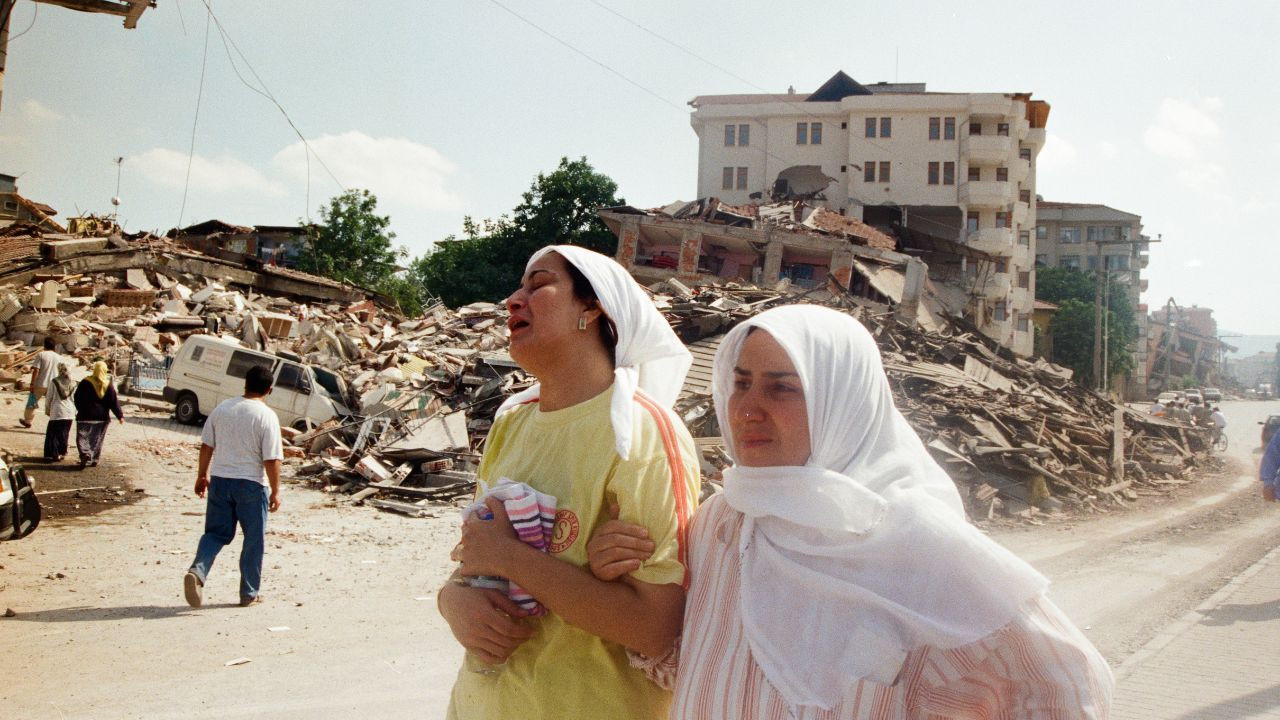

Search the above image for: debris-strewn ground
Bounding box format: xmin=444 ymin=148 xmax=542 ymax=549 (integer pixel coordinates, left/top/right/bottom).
xmin=2 ymin=224 xmax=1214 ymax=523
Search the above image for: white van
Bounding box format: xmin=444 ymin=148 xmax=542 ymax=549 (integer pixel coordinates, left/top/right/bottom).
xmin=163 ymin=335 xmax=353 ymax=430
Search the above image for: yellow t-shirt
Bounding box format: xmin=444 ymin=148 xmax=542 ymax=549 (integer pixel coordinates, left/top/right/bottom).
xmin=447 ymin=384 xmax=700 ymax=720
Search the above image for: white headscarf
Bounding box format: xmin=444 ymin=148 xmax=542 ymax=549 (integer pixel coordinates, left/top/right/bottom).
xmin=496 ymin=245 xmax=692 ymax=460
xmin=714 ymin=305 xmax=1048 ymax=711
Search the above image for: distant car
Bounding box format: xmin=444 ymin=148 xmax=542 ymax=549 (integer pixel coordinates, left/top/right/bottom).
xmin=0 ymin=456 xmax=40 ymax=541
xmin=1262 ymin=415 xmax=1280 ymax=447
xmin=1155 ymin=392 xmax=1180 ymax=404
xmin=1184 ymin=389 xmax=1203 ymax=404
xmin=1202 ymin=388 xmax=1222 ymax=403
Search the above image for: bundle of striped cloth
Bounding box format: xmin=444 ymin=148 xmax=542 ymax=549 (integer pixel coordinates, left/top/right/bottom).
xmin=462 ymin=478 xmax=558 ymax=616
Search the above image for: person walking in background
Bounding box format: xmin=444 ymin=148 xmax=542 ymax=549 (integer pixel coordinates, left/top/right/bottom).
xmin=73 ymin=361 xmax=124 ymax=469
xmin=185 ymin=364 xmax=283 ymax=609
xmin=1261 ymin=425 xmax=1280 ymax=503
xmin=42 ymin=363 xmax=77 ymax=462
xmin=20 ymin=337 xmax=61 ymax=429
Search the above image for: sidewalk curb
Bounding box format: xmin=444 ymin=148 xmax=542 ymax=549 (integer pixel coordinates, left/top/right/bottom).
xmin=1115 ymin=535 xmax=1280 ymax=680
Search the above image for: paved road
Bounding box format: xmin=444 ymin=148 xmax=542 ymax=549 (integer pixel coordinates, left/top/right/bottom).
xmin=5 ymin=395 xmax=1279 ymax=718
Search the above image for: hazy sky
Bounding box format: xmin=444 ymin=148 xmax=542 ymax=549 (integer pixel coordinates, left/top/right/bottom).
xmin=2 ymin=0 xmax=1277 ymax=335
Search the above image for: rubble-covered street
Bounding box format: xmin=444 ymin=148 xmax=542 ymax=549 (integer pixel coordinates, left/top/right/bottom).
xmin=0 ymin=219 xmax=1277 ymax=718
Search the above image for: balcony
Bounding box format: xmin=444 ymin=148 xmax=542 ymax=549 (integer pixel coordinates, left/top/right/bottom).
xmin=962 ymin=134 xmax=1014 ymax=164
xmin=1026 ymin=127 xmax=1047 ymax=147
xmin=960 ymin=180 xmax=1014 ymax=208
xmin=1012 ymin=200 xmax=1030 ymax=226
xmin=1010 ymin=157 xmax=1030 ymax=184
xmin=1012 ymin=286 xmax=1031 ymax=309
xmin=981 ymin=273 xmax=1012 ymax=297
xmin=969 ymin=94 xmax=1013 ymax=118
xmin=1139 ymin=253 xmax=1150 ymax=268
xmin=967 ymin=228 xmax=1014 ymax=254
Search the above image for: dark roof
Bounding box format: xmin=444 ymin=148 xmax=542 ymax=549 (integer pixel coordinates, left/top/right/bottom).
xmin=806 ymin=71 xmax=872 ymax=102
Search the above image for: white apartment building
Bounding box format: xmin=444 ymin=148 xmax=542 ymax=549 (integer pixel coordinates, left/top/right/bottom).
xmin=1035 ymin=201 xmax=1151 ymax=398
xmin=690 ymin=71 xmax=1050 ymax=356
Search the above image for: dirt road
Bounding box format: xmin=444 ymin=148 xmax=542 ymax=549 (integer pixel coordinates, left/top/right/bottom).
xmin=3 ymin=393 xmax=1277 ymax=718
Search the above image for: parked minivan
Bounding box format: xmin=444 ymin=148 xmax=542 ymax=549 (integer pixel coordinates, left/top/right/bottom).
xmin=0 ymin=456 xmax=40 ymax=541
xmin=164 ymin=336 xmax=353 ymax=430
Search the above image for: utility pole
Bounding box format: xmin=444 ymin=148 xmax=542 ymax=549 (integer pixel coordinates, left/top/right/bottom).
xmin=1090 ymin=233 xmax=1161 ymax=391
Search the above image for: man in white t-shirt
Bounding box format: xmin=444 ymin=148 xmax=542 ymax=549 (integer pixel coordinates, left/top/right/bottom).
xmin=21 ymin=337 xmax=61 ymax=428
xmin=184 ymin=364 xmax=284 ymax=608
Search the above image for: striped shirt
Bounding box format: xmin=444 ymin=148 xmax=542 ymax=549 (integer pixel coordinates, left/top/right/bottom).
xmin=669 ymin=495 xmax=1114 ymax=720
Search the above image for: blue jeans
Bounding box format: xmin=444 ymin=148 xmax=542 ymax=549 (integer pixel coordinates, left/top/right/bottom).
xmin=189 ymin=476 xmax=268 ymax=601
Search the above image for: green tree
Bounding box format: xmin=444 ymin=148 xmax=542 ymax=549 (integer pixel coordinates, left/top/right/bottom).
xmin=1034 ymin=266 xmax=1137 ymax=387
xmin=416 ymin=157 xmax=622 ymax=307
xmin=298 ymin=189 xmax=404 ymax=289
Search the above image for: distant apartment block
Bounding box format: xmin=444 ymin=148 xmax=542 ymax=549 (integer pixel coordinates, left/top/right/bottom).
xmin=0 ymin=173 xmax=64 ymax=233
xmin=689 ymin=71 xmax=1049 ymax=355
xmin=1035 ymin=201 xmax=1151 ymax=398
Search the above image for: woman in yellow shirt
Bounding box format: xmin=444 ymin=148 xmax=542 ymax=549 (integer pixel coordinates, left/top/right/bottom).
xmin=439 ymin=245 xmax=700 ymax=719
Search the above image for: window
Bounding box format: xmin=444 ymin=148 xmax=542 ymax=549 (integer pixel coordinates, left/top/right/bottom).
xmin=1060 ymin=255 xmax=1081 ymax=269
xmin=724 ymin=125 xmax=736 ymax=146
xmin=1060 ymin=227 xmax=1080 ymax=244
xmin=227 ymin=350 xmax=273 ymax=379
xmin=1019 ymin=147 xmax=1032 ymax=161
xmin=841 ymin=121 xmax=848 ymax=129
xmin=864 ymin=162 xmax=876 ymax=183
xmin=927 ymin=162 xmax=940 ymax=185
xmin=1036 ymin=225 xmax=1048 ymax=240
xmin=1087 ymin=226 xmax=1117 ymax=243
xmin=993 ymin=301 xmax=1008 ymax=322
xmin=736 ymin=167 xmax=748 ymax=190
xmin=968 ymin=166 xmax=981 ymax=181
xmin=738 ymin=124 xmax=750 ymax=146
xmin=997 ymin=122 xmax=1010 ymax=136
xmin=1018 ymin=271 xmax=1031 ymax=288
xmin=1019 ymin=230 xmax=1030 ymax=246
xmin=1035 ymin=254 xmax=1048 ymax=266
xmin=944 ymin=117 xmax=956 ymax=140
xmin=1106 ymin=254 xmax=1131 ymax=270
xmin=840 ymin=165 xmax=847 ymax=173
xmin=722 ymin=167 xmax=734 ymax=190
xmin=943 ymin=161 xmax=955 ymax=185
xmin=966 ymin=211 xmax=979 ymax=233
xmin=970 ymin=122 xmax=983 ymax=136
xmin=865 ymin=117 xmax=876 ymax=138
xmin=1016 ymin=314 xmax=1030 ymax=332
xmin=996 ymin=211 xmax=1010 ymax=228
xmin=1019 ymin=189 xmax=1031 ymax=203
xmin=879 ymin=161 xmax=891 ymax=182
xmin=796 ymin=122 xmax=808 ymax=145
xmin=1087 ymin=255 xmax=1099 ymax=271
xmin=277 ymin=363 xmax=311 ymax=393
xmin=996 ymin=167 xmax=1009 ymax=182
xmin=879 ymin=117 xmax=892 ymax=138
xmin=929 ymin=117 xmax=941 ymax=140
xmin=810 ymin=122 xmax=823 ymax=145
xmin=995 ymin=258 xmax=1008 ymax=273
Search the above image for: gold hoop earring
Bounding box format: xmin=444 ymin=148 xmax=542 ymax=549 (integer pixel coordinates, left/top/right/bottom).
xmin=578 ymin=317 xmax=588 ymax=331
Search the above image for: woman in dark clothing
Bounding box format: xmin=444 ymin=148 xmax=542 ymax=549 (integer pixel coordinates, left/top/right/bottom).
xmin=74 ymin=361 xmax=125 ymax=468
xmin=43 ymin=363 xmax=77 ymax=461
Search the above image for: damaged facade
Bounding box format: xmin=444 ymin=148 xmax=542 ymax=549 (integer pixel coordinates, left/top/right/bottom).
xmin=689 ymin=70 xmax=1049 ymax=356
xmin=1036 ymin=201 xmax=1152 ymax=399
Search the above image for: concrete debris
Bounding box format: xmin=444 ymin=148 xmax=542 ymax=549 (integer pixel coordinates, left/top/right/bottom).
xmin=0 ymin=222 xmax=1215 ymax=523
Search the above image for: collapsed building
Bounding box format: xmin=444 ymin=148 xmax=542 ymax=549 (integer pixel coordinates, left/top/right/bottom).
xmin=0 ymin=220 xmax=1211 ymax=522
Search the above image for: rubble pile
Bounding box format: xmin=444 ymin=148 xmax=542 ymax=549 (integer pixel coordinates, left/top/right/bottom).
xmin=654 ymin=280 xmax=1212 ymax=518
xmin=0 ymin=225 xmax=1212 ymax=521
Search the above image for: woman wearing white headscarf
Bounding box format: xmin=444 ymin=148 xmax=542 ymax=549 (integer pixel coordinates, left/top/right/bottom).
xmin=588 ymin=305 xmax=1114 ymax=719
xmin=440 ymin=246 xmax=701 ymax=719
